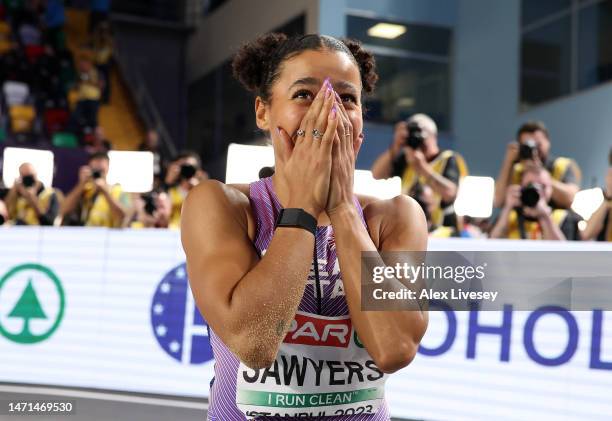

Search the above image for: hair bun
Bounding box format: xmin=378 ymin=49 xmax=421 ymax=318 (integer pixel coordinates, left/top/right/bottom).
xmin=232 ymin=33 xmax=288 ymax=93
xmin=341 ymin=38 xmax=378 ymax=93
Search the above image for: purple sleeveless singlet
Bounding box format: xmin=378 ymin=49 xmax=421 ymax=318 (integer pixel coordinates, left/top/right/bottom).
xmin=206 ymin=177 xmax=391 ymax=421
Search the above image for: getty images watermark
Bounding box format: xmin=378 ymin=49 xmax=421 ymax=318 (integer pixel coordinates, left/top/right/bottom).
xmin=371 ymin=261 xmax=497 ymax=302
xmin=360 ymin=251 xmax=612 ymax=311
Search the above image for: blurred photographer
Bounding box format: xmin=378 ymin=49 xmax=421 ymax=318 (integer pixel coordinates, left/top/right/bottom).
xmin=164 ymin=150 xmax=208 ymax=228
xmin=130 ymin=190 xmax=174 ymax=229
xmin=5 ymin=163 xmax=61 ymax=226
xmin=371 ymin=113 xmax=468 ymax=228
xmin=0 ymin=198 xmax=7 ymax=227
xmin=138 ymin=129 xmax=168 ymax=190
xmin=61 ymin=151 xmax=130 ymax=227
xmin=490 ymin=164 xmax=581 ymax=240
xmin=581 ymin=147 xmax=612 ymax=241
xmin=494 ymin=121 xmax=581 ymax=209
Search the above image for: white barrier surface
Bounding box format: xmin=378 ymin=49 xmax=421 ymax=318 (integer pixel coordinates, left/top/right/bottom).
xmin=0 ymin=228 xmax=611 ymax=420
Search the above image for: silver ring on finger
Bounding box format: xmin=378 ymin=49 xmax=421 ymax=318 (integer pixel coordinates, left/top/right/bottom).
xmin=312 ymin=129 xmax=323 ymax=139
xmin=296 ymin=129 xmax=306 ymax=137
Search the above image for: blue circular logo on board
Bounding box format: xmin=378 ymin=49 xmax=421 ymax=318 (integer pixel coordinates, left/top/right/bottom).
xmin=150 ymin=263 xmax=214 ymax=364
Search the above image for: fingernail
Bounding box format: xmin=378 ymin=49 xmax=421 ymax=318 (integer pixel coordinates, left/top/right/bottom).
xmin=325 ymin=87 xmax=332 ymax=98
xmin=331 ymin=105 xmax=337 ymax=119
xmin=324 ymin=77 xmax=330 ymax=87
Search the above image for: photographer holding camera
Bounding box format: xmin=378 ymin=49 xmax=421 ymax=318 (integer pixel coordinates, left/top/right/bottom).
xmin=494 ymin=121 xmax=581 ymax=209
xmin=164 ymin=150 xmax=208 ymax=228
xmin=130 ymin=190 xmax=174 ymax=229
xmin=581 ymin=147 xmax=612 ymax=241
xmin=371 ymin=113 xmax=468 ymax=228
xmin=61 ymin=151 xmax=130 ymax=227
xmin=5 ymin=162 xmax=61 ymax=226
xmin=490 ymin=164 xmax=581 ymax=240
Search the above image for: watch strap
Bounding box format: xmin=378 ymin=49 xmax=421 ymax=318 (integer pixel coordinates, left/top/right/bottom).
xmin=275 ymin=208 xmax=317 ymax=236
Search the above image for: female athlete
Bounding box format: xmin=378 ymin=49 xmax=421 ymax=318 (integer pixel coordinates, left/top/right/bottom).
xmin=181 ymin=33 xmax=429 ymax=420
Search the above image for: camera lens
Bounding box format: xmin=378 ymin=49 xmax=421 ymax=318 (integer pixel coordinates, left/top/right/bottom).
xmin=180 ymin=164 xmax=197 ymax=180
xmin=519 ymin=139 xmax=538 ymax=160
xmin=91 ymin=170 xmax=102 ymax=179
xmin=142 ymin=193 xmax=157 ymax=215
xmin=22 ymin=175 xmax=35 ymax=187
xmin=520 ymin=183 xmax=540 ymax=208
xmin=406 ymin=121 xmax=425 ymax=149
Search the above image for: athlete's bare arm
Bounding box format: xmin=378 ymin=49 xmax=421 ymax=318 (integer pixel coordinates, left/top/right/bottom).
xmin=327 ymin=94 xmax=428 ymax=374
xmin=181 ymin=180 xmax=316 ymax=369
xmin=181 ymin=81 xmax=338 ymax=370
xmin=331 ymin=195 xmax=429 ymax=374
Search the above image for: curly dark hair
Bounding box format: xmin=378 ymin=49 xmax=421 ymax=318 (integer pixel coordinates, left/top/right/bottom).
xmin=517 ymin=120 xmax=549 ymax=140
xmin=232 ymin=33 xmax=378 ymax=102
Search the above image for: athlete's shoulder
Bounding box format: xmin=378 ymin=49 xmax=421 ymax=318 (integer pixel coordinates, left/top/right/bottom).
xmin=361 ymin=194 xmax=426 ymax=250
xmin=185 ymin=180 xmax=249 ymax=206
xmin=358 ymin=193 xmax=421 ymax=220
xmin=182 ymin=180 xmax=251 ymax=230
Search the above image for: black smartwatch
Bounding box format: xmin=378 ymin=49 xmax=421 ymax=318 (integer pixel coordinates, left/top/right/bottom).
xmin=275 ymin=208 xmax=317 ymax=236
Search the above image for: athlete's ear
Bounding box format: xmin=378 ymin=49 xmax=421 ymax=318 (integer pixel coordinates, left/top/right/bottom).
xmin=255 ymin=96 xmax=270 ymax=131
xmin=354 ymin=133 xmax=364 ymax=156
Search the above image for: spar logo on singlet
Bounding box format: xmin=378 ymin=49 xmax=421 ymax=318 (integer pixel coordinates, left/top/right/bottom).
xmin=285 ymin=313 xmax=352 ymax=348
xmin=150 ymin=263 xmax=214 ymax=364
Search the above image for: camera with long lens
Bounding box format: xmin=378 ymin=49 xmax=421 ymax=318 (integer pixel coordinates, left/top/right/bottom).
xmin=21 ymin=175 xmax=35 ymax=187
xmin=179 ymin=163 xmax=197 ymax=180
xmin=405 ymin=121 xmax=425 ymax=149
xmin=520 ymin=183 xmax=540 ymax=208
xmin=142 ymin=192 xmax=157 ymax=215
xmin=519 ymin=139 xmax=538 ymax=161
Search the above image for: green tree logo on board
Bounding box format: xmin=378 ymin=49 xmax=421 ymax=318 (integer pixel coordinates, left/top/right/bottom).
xmin=0 ymin=263 xmax=65 ymax=344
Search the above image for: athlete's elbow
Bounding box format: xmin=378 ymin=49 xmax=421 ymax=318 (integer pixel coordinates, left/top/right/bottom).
xmin=239 ymin=341 xmax=278 ymax=370
xmin=375 ymin=341 xmax=417 ymax=374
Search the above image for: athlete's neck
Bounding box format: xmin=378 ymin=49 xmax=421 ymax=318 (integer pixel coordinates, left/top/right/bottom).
xmin=271 ymin=174 xmax=331 ymax=227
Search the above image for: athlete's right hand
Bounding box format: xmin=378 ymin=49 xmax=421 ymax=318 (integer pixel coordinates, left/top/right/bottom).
xmin=273 ymin=79 xmax=338 ymax=216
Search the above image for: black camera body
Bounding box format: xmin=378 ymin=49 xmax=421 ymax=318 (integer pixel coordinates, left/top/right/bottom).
xmin=405 ymin=121 xmax=425 ymax=149
xmin=142 ymin=192 xmax=157 ymax=215
xmin=180 ymin=163 xmax=197 ymax=180
xmin=520 ymin=183 xmax=540 ymax=208
xmin=519 ymin=139 xmax=538 ymax=161
xmin=21 ymin=175 xmax=35 ymax=187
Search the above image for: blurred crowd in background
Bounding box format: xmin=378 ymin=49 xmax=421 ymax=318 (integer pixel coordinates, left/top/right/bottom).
xmin=371 ymin=115 xmax=612 ymax=242
xmin=0 ymin=0 xmax=210 ymax=229
xmin=0 ymin=0 xmax=113 ymax=151
xmin=0 ymin=1 xmax=610 ymax=243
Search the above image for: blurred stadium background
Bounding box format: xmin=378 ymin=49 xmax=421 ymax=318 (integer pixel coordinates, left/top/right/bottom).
xmin=1 ymin=0 xmax=612 ymax=420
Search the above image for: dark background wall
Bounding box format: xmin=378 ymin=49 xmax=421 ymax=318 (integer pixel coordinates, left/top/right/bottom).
xmin=112 ymin=17 xmax=190 ymax=150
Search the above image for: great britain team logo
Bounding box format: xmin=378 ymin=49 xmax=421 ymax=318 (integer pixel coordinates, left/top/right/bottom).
xmin=0 ymin=263 xmax=65 ymax=344
xmin=150 ymin=263 xmax=214 ymax=364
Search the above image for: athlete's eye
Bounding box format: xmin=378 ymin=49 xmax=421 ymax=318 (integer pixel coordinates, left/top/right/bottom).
xmin=340 ymin=93 xmax=358 ymax=105
xmin=292 ymin=89 xmax=314 ymax=101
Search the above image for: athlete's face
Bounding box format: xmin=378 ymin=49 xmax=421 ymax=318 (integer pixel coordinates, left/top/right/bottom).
xmin=256 ymin=49 xmax=364 ymax=156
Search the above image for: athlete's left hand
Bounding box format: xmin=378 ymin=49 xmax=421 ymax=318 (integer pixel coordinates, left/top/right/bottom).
xmin=326 ymin=92 xmax=361 ymax=216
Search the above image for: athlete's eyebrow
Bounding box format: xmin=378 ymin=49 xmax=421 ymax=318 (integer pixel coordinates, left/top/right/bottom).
xmin=289 ymin=77 xmax=359 ymax=95
xmin=288 ymin=77 xmax=320 ymax=90
xmin=333 ymin=80 xmax=359 ymax=95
